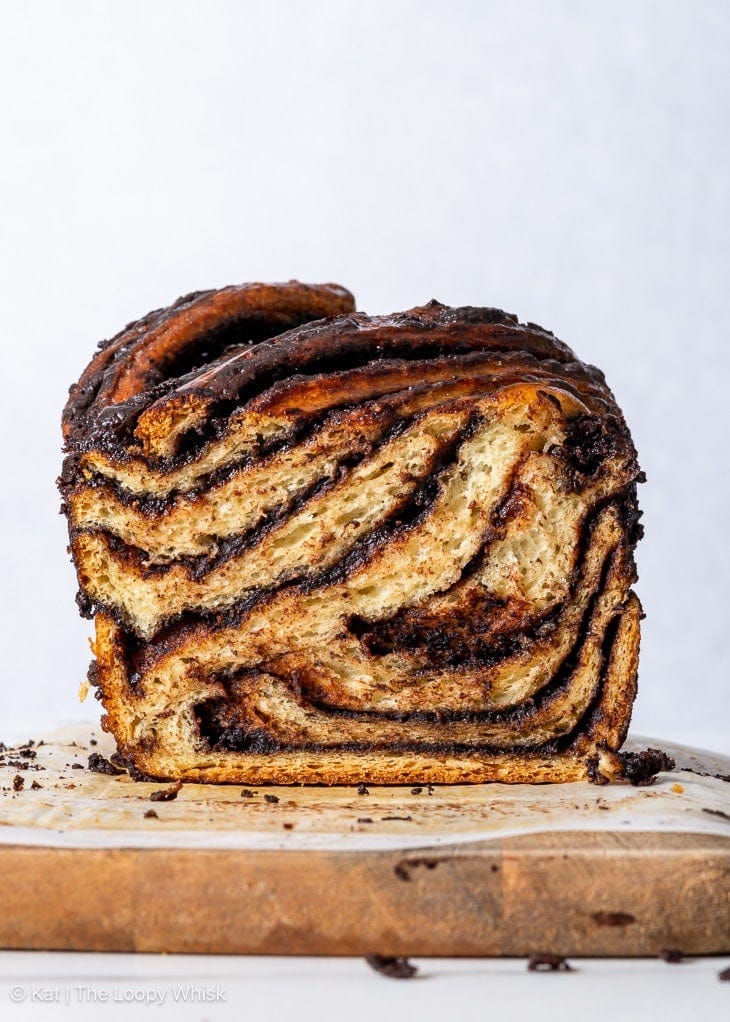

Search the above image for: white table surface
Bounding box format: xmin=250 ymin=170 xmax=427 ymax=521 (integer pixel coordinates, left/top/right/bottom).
xmin=1 ymin=953 xmax=729 ymax=1022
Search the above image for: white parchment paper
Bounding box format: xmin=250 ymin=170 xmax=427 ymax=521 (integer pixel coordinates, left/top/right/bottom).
xmin=0 ymin=725 xmax=727 ymax=851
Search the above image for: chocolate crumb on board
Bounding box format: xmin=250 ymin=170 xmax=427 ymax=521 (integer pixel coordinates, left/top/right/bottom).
xmin=144 ymin=809 xmax=159 ymax=819
xmin=365 ymin=955 xmax=418 ymax=979
xmin=357 ymin=817 xmax=373 ymax=824
xmin=591 ymin=911 xmax=635 ymax=927
xmin=87 ymin=752 xmax=125 ymax=776
xmin=410 ymin=786 xmax=423 ymax=795
xmin=89 ymin=738 xmax=98 ymax=746
xmin=150 ymin=780 xmax=183 ymax=802
xmin=264 ymin=793 xmax=279 ymax=804
xmin=719 ymin=967 xmax=730 ymax=982
xmin=618 ymin=748 xmax=675 ymax=786
xmin=660 ymin=949 xmax=686 ymax=963
xmin=71 ymin=763 xmax=84 ymax=769
xmin=282 ymin=823 xmax=294 ymax=830
xmin=12 ymin=775 xmax=24 ymax=791
xmin=528 ymin=954 xmax=573 ymax=972
xmin=30 ymin=780 xmax=42 ymax=790
xmin=240 ymin=789 xmax=256 ymax=798
xmin=703 ymin=807 xmax=730 ymax=822
xmin=357 ymin=783 xmax=369 ymax=795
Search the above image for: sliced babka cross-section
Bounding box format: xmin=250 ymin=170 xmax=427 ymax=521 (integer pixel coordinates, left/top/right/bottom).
xmin=60 ymin=281 xmax=660 ymax=784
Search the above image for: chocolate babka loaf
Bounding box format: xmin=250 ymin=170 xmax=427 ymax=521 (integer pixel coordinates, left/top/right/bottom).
xmin=60 ymin=280 xmax=652 ymax=783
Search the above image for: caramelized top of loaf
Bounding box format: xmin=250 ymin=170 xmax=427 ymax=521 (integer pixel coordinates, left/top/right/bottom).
xmin=61 ymin=281 xmax=627 ymax=478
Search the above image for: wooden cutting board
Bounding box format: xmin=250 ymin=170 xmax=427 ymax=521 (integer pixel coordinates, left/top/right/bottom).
xmin=0 ymin=726 xmax=728 ymax=956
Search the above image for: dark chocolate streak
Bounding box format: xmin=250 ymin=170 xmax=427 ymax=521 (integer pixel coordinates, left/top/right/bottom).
xmin=92 ymin=415 xmax=481 ymax=648
xmin=194 ymin=544 xmax=623 ymax=755
xmin=63 ymin=302 xmax=616 ymax=477
xmin=63 ymin=283 xmax=354 ymax=443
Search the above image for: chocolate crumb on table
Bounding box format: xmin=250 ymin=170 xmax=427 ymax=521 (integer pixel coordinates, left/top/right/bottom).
xmin=12 ymin=775 xmax=24 ymax=792
xmin=660 ymin=949 xmax=686 ymax=963
xmin=365 ymin=955 xmax=418 ymax=979
xmin=528 ymin=954 xmax=573 ymax=972
xmin=30 ymin=779 xmax=42 ymax=790
xmin=719 ymin=967 xmax=730 ymax=981
xmin=143 ymin=809 xmax=159 ymax=819
xmin=264 ymin=793 xmax=279 ymax=804
xmin=357 ymin=817 xmax=373 ymax=824
xmin=240 ymin=789 xmax=256 ymax=798
xmin=357 ymin=783 xmax=369 ymax=796
xmin=150 ymin=780 xmax=183 ymax=802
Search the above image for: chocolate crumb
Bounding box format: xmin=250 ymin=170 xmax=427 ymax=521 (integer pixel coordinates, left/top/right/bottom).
xmin=31 ymin=780 xmax=42 ymax=790
xmin=365 ymin=955 xmax=418 ymax=979
xmin=357 ymin=817 xmax=373 ymax=824
xmin=703 ymin=807 xmax=730 ymax=822
xmin=89 ymin=739 xmax=98 ymax=746
xmin=591 ymin=911 xmax=635 ymax=927
xmin=12 ymin=774 xmax=24 ymax=791
xmin=88 ymin=752 xmax=125 ymax=776
xmin=240 ymin=788 xmax=256 ymax=798
xmin=19 ymin=748 xmax=36 ymax=759
xmin=357 ymin=783 xmax=369 ymax=795
xmin=71 ymin=763 xmax=84 ymax=770
xmin=264 ymin=793 xmax=279 ymax=804
xmin=528 ymin=954 xmax=573 ymax=972
xmin=719 ymin=967 xmax=730 ymax=981
xmin=410 ymin=786 xmax=423 ymax=795
xmin=382 ymin=815 xmax=412 ymax=821
xmin=282 ymin=822 xmax=294 ymax=830
xmin=144 ymin=809 xmax=159 ymax=819
xmin=618 ymin=748 xmax=675 ymax=786
xmin=150 ymin=780 xmax=183 ymax=802
xmin=660 ymin=948 xmax=685 ymax=963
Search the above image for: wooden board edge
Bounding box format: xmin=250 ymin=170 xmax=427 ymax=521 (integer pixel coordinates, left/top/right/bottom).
xmin=1 ymin=831 xmax=728 ymax=956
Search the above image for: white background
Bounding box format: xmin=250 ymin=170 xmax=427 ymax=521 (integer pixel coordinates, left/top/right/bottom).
xmin=0 ymin=4 xmax=728 ymax=1018
xmin=0 ymin=1 xmax=728 ymax=746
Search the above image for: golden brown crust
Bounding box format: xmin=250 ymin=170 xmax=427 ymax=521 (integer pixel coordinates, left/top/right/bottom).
xmin=62 ymin=283 xmax=647 ymax=784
